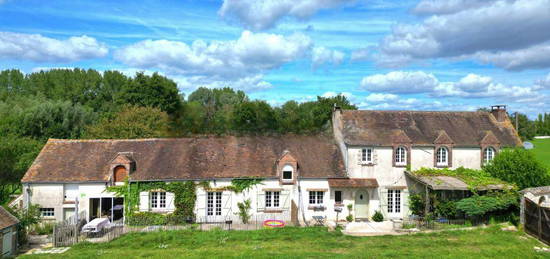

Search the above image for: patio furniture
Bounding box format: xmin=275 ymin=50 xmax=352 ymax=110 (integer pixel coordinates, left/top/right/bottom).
xmin=312 ymin=216 xmax=326 ymax=226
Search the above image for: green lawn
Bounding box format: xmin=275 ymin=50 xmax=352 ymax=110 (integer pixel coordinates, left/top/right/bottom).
xmin=531 ymin=138 xmax=550 ymax=167
xmin=21 ymin=227 xmax=548 ymax=259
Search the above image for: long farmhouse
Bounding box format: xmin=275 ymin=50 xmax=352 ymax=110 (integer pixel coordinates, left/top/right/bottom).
xmin=21 ymin=105 xmax=521 ymax=225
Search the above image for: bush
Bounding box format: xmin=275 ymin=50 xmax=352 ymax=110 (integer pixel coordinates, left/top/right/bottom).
xmin=409 ymin=194 xmax=425 ymax=217
xmin=128 ymin=212 xmax=168 ymax=226
xmin=372 ymin=211 xmax=384 ymax=222
xmin=237 ymin=199 xmax=251 ymax=224
xmin=31 ymin=222 xmax=54 ymax=235
xmin=346 ymin=215 xmax=354 ymax=222
xmin=455 ymin=192 xmax=518 ymax=217
xmin=435 ymin=200 xmax=457 ymax=218
xmin=483 ymin=148 xmax=550 ymax=189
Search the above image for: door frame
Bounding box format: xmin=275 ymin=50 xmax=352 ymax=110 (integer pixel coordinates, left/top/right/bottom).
xmin=354 ymin=189 xmax=369 ymax=220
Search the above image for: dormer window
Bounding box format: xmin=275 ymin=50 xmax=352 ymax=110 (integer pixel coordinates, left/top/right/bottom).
xmin=395 ymin=146 xmax=407 ymax=166
xmin=113 ymin=165 xmax=128 ymax=182
xmin=483 ymin=147 xmax=496 ymax=164
xmin=436 ymin=147 xmax=449 ymax=167
xmin=282 ymin=165 xmax=294 ymax=182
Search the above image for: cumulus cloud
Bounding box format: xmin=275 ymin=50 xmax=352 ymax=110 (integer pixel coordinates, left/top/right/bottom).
xmin=364 ymin=93 xmax=398 ymax=102
xmin=219 ymin=0 xmax=354 ymax=30
xmin=535 ymin=73 xmax=550 ymax=89
xmin=0 ymin=32 xmax=108 ymax=62
xmin=115 ymin=30 xmax=312 ymax=79
xmin=360 ymin=71 xmax=544 ymax=102
xmin=312 ymin=47 xmax=344 ymax=68
xmin=471 ymin=43 xmax=550 ymax=71
xmin=360 ymin=71 xmax=439 ymax=94
xmin=379 ymin=0 xmax=550 ymax=70
xmin=321 ymin=91 xmax=353 ymax=98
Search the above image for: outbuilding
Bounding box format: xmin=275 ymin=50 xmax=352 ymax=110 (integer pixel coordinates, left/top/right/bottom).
xmin=0 ymin=207 xmax=19 ymax=257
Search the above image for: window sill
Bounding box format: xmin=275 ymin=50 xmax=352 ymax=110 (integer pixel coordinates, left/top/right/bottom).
xmin=263 ymin=209 xmax=283 ymax=213
xmin=394 ymin=163 xmax=407 ymax=168
xmin=360 ymin=162 xmax=375 ymax=166
xmin=334 ymin=203 xmax=344 ymax=207
xmin=435 ymin=164 xmax=449 ymax=168
xmin=308 ymin=205 xmax=326 ymax=211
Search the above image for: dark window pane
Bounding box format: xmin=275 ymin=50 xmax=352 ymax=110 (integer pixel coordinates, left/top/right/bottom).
xmin=335 ymin=191 xmax=342 ymax=203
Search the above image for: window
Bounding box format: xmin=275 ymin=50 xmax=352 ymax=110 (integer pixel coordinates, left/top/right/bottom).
xmin=436 ymin=147 xmax=449 ymax=166
xmin=361 ymin=148 xmax=373 ymax=163
xmin=395 ymin=146 xmax=407 ymax=166
xmin=335 ymin=191 xmax=342 ymax=204
xmin=282 ymin=165 xmax=293 ymax=180
xmin=265 ymin=191 xmax=280 ymax=208
xmin=309 ymin=191 xmax=324 ymax=205
xmin=387 ymin=190 xmax=401 ymax=213
xmin=40 ymin=208 xmax=54 ymax=217
xmin=483 ymin=147 xmax=496 ymax=164
xmin=150 ymin=191 xmax=166 ymax=209
xmin=207 ymin=192 xmax=222 ymax=216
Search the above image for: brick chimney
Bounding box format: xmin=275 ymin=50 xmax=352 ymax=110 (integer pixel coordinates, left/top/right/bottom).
xmin=490 ymin=105 xmax=507 ymax=122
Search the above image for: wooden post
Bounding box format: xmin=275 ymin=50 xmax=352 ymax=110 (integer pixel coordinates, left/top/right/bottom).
xmin=538 ymin=205 xmax=542 ymax=239
xmin=424 ymin=185 xmax=430 ymax=218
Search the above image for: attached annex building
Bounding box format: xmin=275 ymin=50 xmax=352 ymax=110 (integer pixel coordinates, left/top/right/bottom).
xmin=21 ymin=106 xmax=521 ymax=224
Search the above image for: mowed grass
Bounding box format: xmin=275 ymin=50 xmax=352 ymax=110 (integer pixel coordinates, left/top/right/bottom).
xmin=531 ymin=138 xmax=550 ymax=168
xmin=21 ymin=226 xmax=548 ymax=259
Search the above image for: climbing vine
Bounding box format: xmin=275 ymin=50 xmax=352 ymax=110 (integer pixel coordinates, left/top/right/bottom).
xmin=227 ymin=177 xmax=263 ymax=193
xmin=412 ymin=167 xmax=512 ymax=191
xmin=107 ymin=180 xmax=207 ymax=225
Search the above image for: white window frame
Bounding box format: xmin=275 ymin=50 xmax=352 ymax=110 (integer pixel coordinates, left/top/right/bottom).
xmin=207 ymin=191 xmax=222 ymax=216
xmin=265 ymin=191 xmax=280 ymax=208
xmin=309 ymin=191 xmax=324 ymax=205
xmin=40 ymin=208 xmax=54 ymax=217
xmin=361 ymin=148 xmax=373 ymax=164
xmin=387 ymin=189 xmax=401 ymax=214
xmin=436 ymin=147 xmax=449 ymax=166
xmin=483 ymin=147 xmax=495 ymax=164
xmin=395 ymin=146 xmax=407 ymax=166
xmin=282 ymin=165 xmax=293 ymax=181
xmin=150 ymin=191 xmax=166 ymax=209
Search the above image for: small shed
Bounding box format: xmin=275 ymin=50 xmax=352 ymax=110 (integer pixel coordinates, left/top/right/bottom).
xmin=0 ymin=207 xmax=19 ymax=257
xmin=520 ymin=186 xmax=550 ymax=245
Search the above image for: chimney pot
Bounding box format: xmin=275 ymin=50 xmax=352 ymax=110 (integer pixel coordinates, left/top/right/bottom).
xmin=490 ymin=105 xmax=507 ymax=122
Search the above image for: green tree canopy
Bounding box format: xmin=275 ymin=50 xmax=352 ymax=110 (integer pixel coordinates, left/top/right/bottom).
xmin=483 ymin=148 xmax=550 ymax=189
xmin=85 ymin=106 xmax=171 ymax=139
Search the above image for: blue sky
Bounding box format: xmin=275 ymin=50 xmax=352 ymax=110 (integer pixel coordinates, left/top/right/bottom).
xmin=1 ymin=0 xmax=549 ymax=117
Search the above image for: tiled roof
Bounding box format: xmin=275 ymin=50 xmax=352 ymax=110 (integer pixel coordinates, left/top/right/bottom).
xmin=339 ymin=110 xmax=522 ymax=147
xmin=22 ymin=135 xmax=346 ymax=183
xmin=0 ymin=207 xmax=19 ymax=230
xmin=328 ymin=178 xmax=378 ymax=188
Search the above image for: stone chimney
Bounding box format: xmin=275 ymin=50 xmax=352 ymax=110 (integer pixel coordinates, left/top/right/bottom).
xmin=490 ymin=105 xmax=507 ymax=122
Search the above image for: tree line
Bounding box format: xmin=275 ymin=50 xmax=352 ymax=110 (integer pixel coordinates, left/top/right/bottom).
xmin=510 ymin=112 xmax=550 ymax=140
xmin=0 ymin=68 xmax=356 ymax=203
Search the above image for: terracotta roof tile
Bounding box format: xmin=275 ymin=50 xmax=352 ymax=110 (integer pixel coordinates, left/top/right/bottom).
xmin=328 ymin=178 xmax=378 ymax=188
xmin=22 ymin=135 xmax=346 ymax=183
xmin=340 ymin=110 xmax=521 ymax=147
xmin=0 ymin=207 xmax=19 ymax=230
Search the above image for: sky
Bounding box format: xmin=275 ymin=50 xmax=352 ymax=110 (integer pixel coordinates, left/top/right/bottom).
xmin=0 ymin=0 xmax=549 ymax=117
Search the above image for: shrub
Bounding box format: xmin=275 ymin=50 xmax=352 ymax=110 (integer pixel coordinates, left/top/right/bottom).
xmin=237 ymin=199 xmax=252 ymax=224
xmin=128 ymin=212 xmax=168 ymax=226
xmin=346 ymin=215 xmax=354 ymax=222
xmin=31 ymin=222 xmax=54 ymax=235
xmin=409 ymin=193 xmax=425 ymax=217
xmin=372 ymin=211 xmax=384 ymax=222
xmin=483 ymin=148 xmax=550 ymax=189
xmin=455 ymin=192 xmax=518 ymax=217
xmin=435 ymin=200 xmax=457 ymax=218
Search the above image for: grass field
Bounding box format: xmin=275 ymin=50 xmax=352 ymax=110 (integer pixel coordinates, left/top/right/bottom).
xmin=531 ymin=138 xmax=550 ymax=168
xmin=21 ymin=227 xmax=548 ymax=259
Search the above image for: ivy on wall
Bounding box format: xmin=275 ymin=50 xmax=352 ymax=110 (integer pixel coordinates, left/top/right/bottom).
xmin=106 ymin=178 xmax=263 ymax=225
xmin=412 ymin=167 xmax=512 ymax=191
xmin=107 ymin=180 xmax=207 ymax=225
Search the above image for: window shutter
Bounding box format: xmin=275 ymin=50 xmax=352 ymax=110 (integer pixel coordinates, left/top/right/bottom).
xmin=223 ymin=192 xmax=232 ymax=218
xmin=257 ymin=192 xmax=266 ymax=211
xmin=373 ymin=149 xmax=378 ymax=165
xmin=196 ymin=192 xmax=206 ymax=218
xmin=281 ymin=190 xmax=290 ymax=209
xmin=139 ymin=191 xmax=149 ymax=212
xmin=401 ymin=189 xmax=409 ymax=217
xmin=357 ymin=149 xmax=362 ymax=165
xmin=166 ymin=192 xmax=175 ymax=212
xmin=379 ymin=189 xmax=388 ymax=217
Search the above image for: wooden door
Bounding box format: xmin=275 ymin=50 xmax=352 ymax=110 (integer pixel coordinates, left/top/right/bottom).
xmin=114 ymin=166 xmax=127 ymax=182
xmin=355 ymin=190 xmax=369 ymax=219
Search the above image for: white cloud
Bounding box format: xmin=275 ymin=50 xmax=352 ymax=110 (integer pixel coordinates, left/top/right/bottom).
xmin=535 ymin=73 xmax=550 ymax=89
xmin=0 ymin=32 xmax=108 ymax=62
xmin=364 ymin=93 xmax=398 ymax=102
xmin=412 ymin=0 xmax=498 ymax=15
xmin=115 ymin=30 xmax=312 ymax=79
xmin=321 ymin=91 xmax=353 ymax=98
xmin=379 ymin=0 xmax=550 ymax=70
xmin=350 ymin=48 xmax=370 ymax=62
xmin=360 ymin=71 xmax=439 ymax=94
xmin=312 ymin=47 xmax=345 ymax=68
xmin=219 ymin=0 xmax=354 ymax=30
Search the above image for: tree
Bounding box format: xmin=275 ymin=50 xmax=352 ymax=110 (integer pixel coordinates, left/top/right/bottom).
xmin=0 ymin=136 xmax=42 ymax=204
xmin=5 ymin=204 xmax=41 ymax=245
xmin=483 ymin=149 xmax=550 ymax=189
xmin=85 ymin=106 xmax=171 ymax=139
xmin=120 ymin=72 xmax=183 ymax=115
xmin=509 ymin=112 xmax=536 ymax=140
xmin=15 ymin=100 xmax=96 ymax=140
xmin=232 ymin=101 xmax=276 ymax=133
